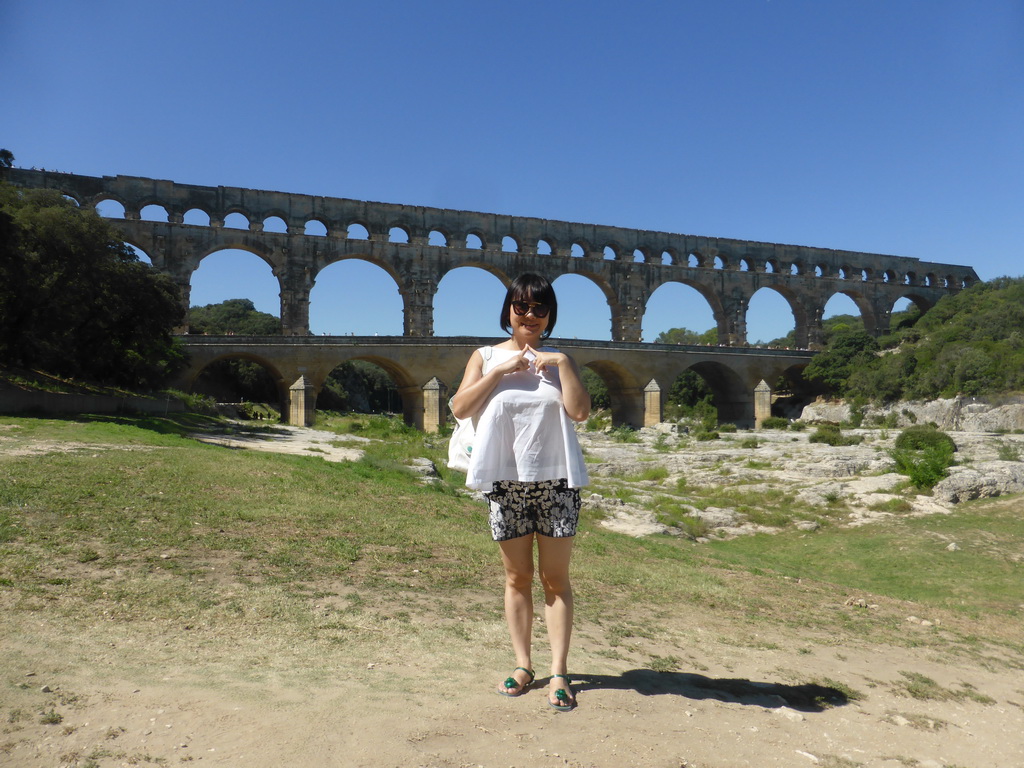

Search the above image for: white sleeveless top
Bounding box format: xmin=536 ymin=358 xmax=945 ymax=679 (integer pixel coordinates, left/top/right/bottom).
xmin=465 ymin=345 xmax=589 ymax=492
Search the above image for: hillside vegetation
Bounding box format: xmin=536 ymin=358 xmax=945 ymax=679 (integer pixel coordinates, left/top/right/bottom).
xmin=0 ymin=182 xmax=184 ymax=387
xmin=806 ymin=277 xmax=1024 ymax=403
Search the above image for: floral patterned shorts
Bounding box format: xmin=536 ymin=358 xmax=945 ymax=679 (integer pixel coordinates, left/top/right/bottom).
xmin=485 ymin=479 xmax=581 ymax=542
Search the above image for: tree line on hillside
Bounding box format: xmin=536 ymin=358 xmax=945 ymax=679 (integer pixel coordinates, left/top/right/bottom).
xmin=804 ymin=278 xmax=1024 ymax=402
xmin=0 ymin=176 xmax=184 ymax=388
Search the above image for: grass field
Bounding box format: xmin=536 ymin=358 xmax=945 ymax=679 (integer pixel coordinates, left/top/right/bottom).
xmin=2 ymin=412 xmax=1021 ymax=663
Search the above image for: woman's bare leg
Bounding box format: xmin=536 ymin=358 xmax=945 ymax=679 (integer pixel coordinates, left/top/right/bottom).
xmin=497 ymin=534 xmax=536 ymax=693
xmin=537 ymin=534 xmax=575 ymax=705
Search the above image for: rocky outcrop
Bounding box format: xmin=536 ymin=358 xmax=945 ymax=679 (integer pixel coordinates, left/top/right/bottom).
xmin=801 ymin=396 xmax=1024 ymax=432
xmin=933 ymin=461 xmax=1024 ymax=503
xmin=577 ymin=422 xmax=1023 ymax=540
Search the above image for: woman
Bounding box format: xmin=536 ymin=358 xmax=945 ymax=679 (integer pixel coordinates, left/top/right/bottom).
xmin=450 ymin=273 xmax=590 ymax=712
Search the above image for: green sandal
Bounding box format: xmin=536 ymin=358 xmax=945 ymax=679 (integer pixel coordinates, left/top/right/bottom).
xmin=497 ymin=666 xmax=535 ymax=697
xmin=548 ymin=673 xmax=576 ymax=712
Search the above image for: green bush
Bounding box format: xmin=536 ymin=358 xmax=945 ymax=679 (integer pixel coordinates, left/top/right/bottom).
xmin=676 ymin=515 xmax=711 ymax=540
xmin=894 ymin=425 xmax=957 ymax=454
xmin=845 ymin=406 xmax=866 ymax=428
xmin=695 ymin=430 xmax=719 ymax=441
xmin=718 ymin=423 xmax=737 ymax=433
xmin=761 ymin=416 xmax=789 ymax=429
xmin=891 ymin=443 xmax=955 ymax=489
xmin=609 ymin=425 xmax=641 ymax=443
xmin=585 ymin=410 xmax=612 ymax=432
xmin=808 ymin=425 xmax=863 ymax=446
xmin=889 ymin=426 xmax=957 ymax=489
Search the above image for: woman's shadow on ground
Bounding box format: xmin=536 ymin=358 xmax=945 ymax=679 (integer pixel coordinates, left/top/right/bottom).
xmin=569 ymin=669 xmax=851 ymax=712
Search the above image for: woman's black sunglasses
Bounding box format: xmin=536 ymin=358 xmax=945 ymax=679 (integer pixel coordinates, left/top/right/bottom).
xmin=511 ymin=300 xmax=550 ymax=318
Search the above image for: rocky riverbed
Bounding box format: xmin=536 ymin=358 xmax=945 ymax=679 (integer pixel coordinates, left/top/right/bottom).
xmin=577 ymin=422 xmax=1024 ymax=540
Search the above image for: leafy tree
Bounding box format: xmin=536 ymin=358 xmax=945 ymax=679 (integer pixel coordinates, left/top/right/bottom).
xmin=0 ymin=183 xmax=184 ymax=387
xmin=581 ymin=367 xmax=610 ymax=409
xmin=188 ymin=298 xmax=281 ymax=335
xmin=803 ymin=329 xmax=879 ymax=396
xmin=0 ymin=149 xmax=13 ymax=168
xmin=890 ymin=425 xmax=956 ymax=489
xmin=656 ymin=326 xmax=717 ymax=345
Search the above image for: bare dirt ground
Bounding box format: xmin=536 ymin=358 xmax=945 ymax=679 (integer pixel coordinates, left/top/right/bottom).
xmin=2 ymin=425 xmax=1023 ymax=768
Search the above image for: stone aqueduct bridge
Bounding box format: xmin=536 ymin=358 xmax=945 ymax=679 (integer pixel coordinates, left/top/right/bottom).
xmin=6 ymin=169 xmax=978 ymax=428
xmin=179 ymin=336 xmax=814 ymax=431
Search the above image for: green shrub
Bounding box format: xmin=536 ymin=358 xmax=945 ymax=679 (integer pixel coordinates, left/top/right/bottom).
xmin=761 ymin=416 xmax=789 ymax=430
xmin=890 ymin=426 xmax=956 ymax=489
xmin=639 ymin=466 xmax=669 ymax=482
xmin=871 ymin=412 xmax=900 ymax=429
xmin=585 ymin=409 xmax=612 ymax=432
xmin=609 ymin=425 xmax=640 ymax=443
xmin=676 ymin=515 xmax=710 ymax=540
xmin=890 ymin=444 xmax=955 ymax=489
xmin=718 ymin=423 xmax=737 ymax=433
xmin=808 ymin=425 xmax=863 ymax=446
xmin=695 ymin=430 xmax=719 ymax=441
xmin=894 ymin=425 xmax=957 ymax=453
xmin=789 ymin=421 xmax=807 ymax=431
xmin=845 ymin=406 xmax=866 ymax=428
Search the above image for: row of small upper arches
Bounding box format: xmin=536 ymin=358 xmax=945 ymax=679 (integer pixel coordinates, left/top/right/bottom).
xmin=87 ymin=197 xmax=970 ymax=289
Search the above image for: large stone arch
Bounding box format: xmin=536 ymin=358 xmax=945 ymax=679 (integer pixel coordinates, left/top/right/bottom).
xmin=577 ymin=356 xmax=645 ymax=427
xmin=433 ymin=264 xmax=510 ymax=337
xmin=684 ymin=360 xmax=757 ymax=426
xmin=185 ymin=351 xmax=291 ymax=414
xmin=114 ymin=234 xmax=157 ymax=265
xmin=550 ymin=270 xmax=617 ymax=340
xmin=824 ymin=288 xmax=877 ymax=334
xmin=309 ymin=256 xmax=405 ymax=335
xmin=194 ymin=241 xmax=281 ymax=275
xmin=745 ymin=284 xmax=805 ymax=345
xmin=894 ymin=290 xmax=937 ymax=315
xmin=643 ymin=278 xmax=724 ymax=342
xmin=315 ymin=352 xmax=420 ymax=424
xmin=185 ymin=245 xmax=285 ymax=329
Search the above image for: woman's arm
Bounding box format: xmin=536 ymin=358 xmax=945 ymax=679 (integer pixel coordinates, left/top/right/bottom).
xmin=529 ymin=346 xmax=591 ymax=422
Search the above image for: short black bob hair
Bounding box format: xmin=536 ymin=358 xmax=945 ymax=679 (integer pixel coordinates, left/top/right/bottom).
xmin=499 ymin=273 xmax=557 ymax=338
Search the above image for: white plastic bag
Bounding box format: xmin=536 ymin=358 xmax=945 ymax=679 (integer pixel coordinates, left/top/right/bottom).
xmin=446 ymin=346 xmax=491 ymax=472
xmin=447 ymin=412 xmax=475 ymax=471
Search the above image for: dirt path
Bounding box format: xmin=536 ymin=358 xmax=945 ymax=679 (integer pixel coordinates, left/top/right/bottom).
xmin=4 ymin=601 xmax=1022 ymax=768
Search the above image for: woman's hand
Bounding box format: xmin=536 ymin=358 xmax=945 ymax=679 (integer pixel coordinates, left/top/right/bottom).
xmin=526 ymin=345 xmax=565 ymax=373
xmin=451 ymin=346 xmax=529 ymax=420
xmin=526 ymin=345 xmax=590 ymax=422
xmin=493 ymin=347 xmax=531 ymax=376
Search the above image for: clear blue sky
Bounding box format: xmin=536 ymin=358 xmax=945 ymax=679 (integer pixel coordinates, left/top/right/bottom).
xmin=4 ymin=0 xmax=1022 ymax=342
